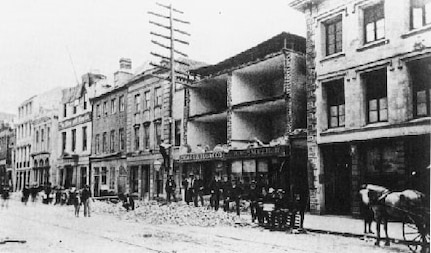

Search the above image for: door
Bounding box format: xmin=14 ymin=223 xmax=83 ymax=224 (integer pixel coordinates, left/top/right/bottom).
xmin=141 ymin=165 xmax=150 ymax=198
xmin=117 ymin=166 xmax=127 ymax=194
xmin=65 ymin=166 xmax=73 ymax=188
xmin=323 ymin=144 xmax=352 ymax=214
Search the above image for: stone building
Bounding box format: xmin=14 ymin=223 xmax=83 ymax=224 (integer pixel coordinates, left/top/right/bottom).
xmin=90 ymin=58 xmax=132 ymax=196
xmin=180 ymin=32 xmax=308 ymax=194
xmin=31 ymin=109 xmax=59 ymax=187
xmin=58 ymin=73 xmax=107 ymax=190
xmin=15 ymin=87 xmax=63 ymax=191
xmin=290 ymin=0 xmax=431 ymax=215
xmin=0 ymin=122 xmax=14 ymax=188
xmin=124 ymin=58 xmax=205 ymax=200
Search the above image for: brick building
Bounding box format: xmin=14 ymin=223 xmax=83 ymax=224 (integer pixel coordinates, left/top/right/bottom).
xmin=180 ymin=32 xmax=308 ymax=194
xmin=90 ymin=58 xmax=132 ymax=196
xmin=290 ymin=0 xmax=431 ymax=215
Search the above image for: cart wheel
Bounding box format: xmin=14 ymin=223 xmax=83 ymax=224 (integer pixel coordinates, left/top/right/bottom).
xmin=403 ymin=215 xmax=430 ymax=253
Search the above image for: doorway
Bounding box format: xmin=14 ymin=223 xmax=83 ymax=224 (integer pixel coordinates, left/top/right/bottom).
xmin=323 ymin=144 xmax=352 ymax=214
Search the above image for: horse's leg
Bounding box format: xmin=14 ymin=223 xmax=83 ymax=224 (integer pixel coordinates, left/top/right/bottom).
xmin=384 ymin=218 xmax=390 ymax=246
xmin=375 ymin=217 xmax=381 ymax=246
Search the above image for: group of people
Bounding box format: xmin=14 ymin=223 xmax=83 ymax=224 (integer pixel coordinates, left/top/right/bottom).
xmin=20 ymin=183 xmax=92 ymax=217
xmin=1 ymin=185 xmax=10 ymax=208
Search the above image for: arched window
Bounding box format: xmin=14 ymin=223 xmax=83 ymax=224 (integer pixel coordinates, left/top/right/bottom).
xmin=39 ymin=159 xmax=44 ymax=167
xmin=36 ymin=131 xmax=39 ymax=143
xmin=45 ymin=158 xmax=49 ymax=166
xmin=34 ymin=160 xmax=38 ymax=168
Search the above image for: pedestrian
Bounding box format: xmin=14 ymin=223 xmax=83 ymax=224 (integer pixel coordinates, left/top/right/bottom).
xmin=184 ymin=173 xmax=194 ymax=205
xmin=230 ymin=179 xmax=243 ymax=216
xmin=81 ymin=185 xmax=91 ymax=217
xmin=209 ymin=176 xmax=221 ymax=211
xmin=248 ymin=180 xmax=260 ymax=222
xmin=165 ymin=175 xmax=177 ymax=202
xmin=70 ymin=187 xmax=81 ymax=217
xmin=22 ymin=184 xmax=30 ymax=205
xmin=44 ymin=183 xmax=53 ymax=204
xmin=30 ymin=183 xmax=39 ymax=203
xmin=222 ymin=176 xmax=232 ymax=212
xmin=192 ymin=174 xmax=204 ymax=207
xmin=1 ymin=186 xmax=10 ymax=209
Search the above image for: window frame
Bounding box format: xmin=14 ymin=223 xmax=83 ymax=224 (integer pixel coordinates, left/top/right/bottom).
xmin=325 ymin=79 xmax=346 ymax=128
xmin=111 ymin=98 xmax=116 ymax=114
xmin=82 ymin=126 xmax=87 ymax=151
xmin=134 ymin=126 xmax=140 ymax=151
xmin=363 ymin=2 xmax=385 ymax=44
xmin=71 ymin=129 xmax=76 ymax=152
xmin=364 ymin=68 xmax=388 ymax=123
xmin=119 ymin=128 xmax=125 ymax=151
xmin=102 ymin=132 xmax=107 ymax=153
xmin=110 ymin=130 xmax=115 ymax=153
xmin=143 ymin=123 xmax=150 ymax=149
xmin=155 ymin=87 xmax=162 ymax=107
xmin=410 ymin=0 xmax=431 ymax=29
xmin=119 ymin=95 xmax=125 ymax=112
xmin=324 ymin=16 xmax=343 ymax=56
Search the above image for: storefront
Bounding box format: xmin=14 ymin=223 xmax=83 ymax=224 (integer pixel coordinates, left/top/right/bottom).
xmin=90 ymin=153 xmax=127 ymax=197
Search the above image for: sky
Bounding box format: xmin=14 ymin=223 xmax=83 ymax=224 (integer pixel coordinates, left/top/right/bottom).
xmin=0 ymin=0 xmax=306 ymax=115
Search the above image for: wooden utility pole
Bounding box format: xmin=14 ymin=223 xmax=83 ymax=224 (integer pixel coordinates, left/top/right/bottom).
xmin=149 ymin=2 xmax=190 ymax=175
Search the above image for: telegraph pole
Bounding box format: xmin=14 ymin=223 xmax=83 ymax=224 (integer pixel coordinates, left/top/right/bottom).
xmin=149 ymin=2 xmax=190 ymax=177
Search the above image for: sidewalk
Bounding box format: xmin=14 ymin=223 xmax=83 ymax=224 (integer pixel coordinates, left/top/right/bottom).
xmin=303 ymin=213 xmax=404 ymax=241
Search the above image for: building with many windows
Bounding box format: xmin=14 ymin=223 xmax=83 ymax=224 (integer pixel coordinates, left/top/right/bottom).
xmin=90 ymin=58 xmax=132 ymax=196
xmin=31 ymin=109 xmax=59 ymax=187
xmin=125 ymin=59 xmax=205 ymax=200
xmin=180 ymin=32 xmax=308 ymax=195
xmin=57 ymin=72 xmax=106 ymax=189
xmin=290 ymin=0 xmax=431 ymax=215
xmin=14 ymin=87 xmax=63 ymax=191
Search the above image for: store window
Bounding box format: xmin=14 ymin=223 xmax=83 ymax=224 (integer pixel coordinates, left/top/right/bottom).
xmin=364 ymin=2 xmax=385 ymax=43
xmin=110 ymin=167 xmax=115 ymax=189
xmin=101 ymin=167 xmax=107 ymax=185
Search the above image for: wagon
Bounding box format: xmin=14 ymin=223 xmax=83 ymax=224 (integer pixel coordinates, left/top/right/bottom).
xmin=402 ymin=203 xmax=430 ymax=253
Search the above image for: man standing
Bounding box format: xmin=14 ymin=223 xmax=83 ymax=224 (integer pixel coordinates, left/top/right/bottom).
xmin=165 ymin=175 xmax=177 ymax=202
xmin=248 ymin=180 xmax=260 ymax=222
xmin=192 ymin=174 xmax=204 ymax=207
xmin=209 ymin=176 xmax=221 ymax=210
xmin=81 ymin=185 xmax=91 ymax=217
xmin=230 ymin=179 xmax=243 ymax=216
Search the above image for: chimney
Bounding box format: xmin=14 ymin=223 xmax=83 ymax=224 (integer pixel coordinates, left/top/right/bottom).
xmin=114 ymin=58 xmax=133 ymax=86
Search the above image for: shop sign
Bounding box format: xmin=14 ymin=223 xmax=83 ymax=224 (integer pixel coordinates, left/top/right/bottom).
xmin=58 ymin=112 xmax=91 ymax=130
xmin=227 ymin=146 xmax=287 ymax=159
xmin=179 ymin=151 xmax=225 ymax=162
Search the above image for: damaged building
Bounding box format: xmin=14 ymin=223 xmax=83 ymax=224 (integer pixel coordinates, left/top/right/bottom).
xmin=180 ymin=32 xmax=308 ymax=193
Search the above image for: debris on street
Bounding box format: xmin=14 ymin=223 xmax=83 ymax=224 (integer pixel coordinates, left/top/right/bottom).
xmin=92 ymin=200 xmax=250 ymax=227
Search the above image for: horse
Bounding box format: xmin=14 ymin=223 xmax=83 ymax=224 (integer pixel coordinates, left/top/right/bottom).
xmin=359 ymin=184 xmax=426 ymax=246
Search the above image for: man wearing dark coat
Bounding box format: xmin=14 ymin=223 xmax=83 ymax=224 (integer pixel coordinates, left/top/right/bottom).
xmin=209 ymin=176 xmax=221 ymax=210
xmin=192 ymin=174 xmax=204 ymax=207
xmin=165 ymin=175 xmax=177 ymax=202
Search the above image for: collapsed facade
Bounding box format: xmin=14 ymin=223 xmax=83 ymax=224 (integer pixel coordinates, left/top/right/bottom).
xmin=180 ymin=32 xmax=308 ymax=194
xmin=290 ymin=0 xmax=431 ymax=215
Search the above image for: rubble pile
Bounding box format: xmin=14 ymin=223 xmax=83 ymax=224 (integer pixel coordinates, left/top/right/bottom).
xmin=92 ymin=200 xmax=250 ymax=227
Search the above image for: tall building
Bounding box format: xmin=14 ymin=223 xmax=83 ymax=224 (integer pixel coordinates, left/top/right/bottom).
xmin=15 ymin=87 xmax=63 ymax=191
xmin=31 ymin=109 xmax=59 ymax=187
xmin=180 ymin=32 xmax=308 ymax=194
xmin=57 ymin=73 xmax=107 ymax=189
xmin=90 ymin=58 xmax=132 ymax=196
xmin=0 ymin=122 xmax=14 ymax=188
xmin=125 ymin=58 xmax=205 ymax=199
xmin=290 ymin=0 xmax=431 ymax=215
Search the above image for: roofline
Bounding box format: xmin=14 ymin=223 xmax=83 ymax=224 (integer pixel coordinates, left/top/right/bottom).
xmin=288 ymin=0 xmax=312 ymax=11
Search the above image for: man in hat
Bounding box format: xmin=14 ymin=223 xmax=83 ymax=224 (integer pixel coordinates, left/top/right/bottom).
xmin=230 ymin=179 xmax=243 ymax=216
xmin=165 ymin=175 xmax=177 ymax=202
xmin=81 ymin=185 xmax=91 ymax=217
xmin=183 ymin=173 xmax=194 ymax=205
xmin=248 ymin=180 xmax=260 ymax=222
xmin=209 ymin=175 xmax=222 ymax=210
xmin=192 ymin=174 xmax=204 ymax=207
